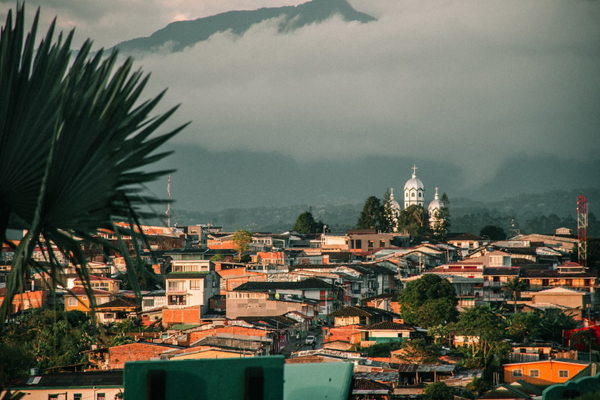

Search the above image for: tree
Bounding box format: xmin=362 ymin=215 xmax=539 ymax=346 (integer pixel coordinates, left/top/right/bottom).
xmin=539 ymin=309 xmax=578 ymax=343
xmin=211 ymin=251 xmax=224 ymax=262
xmin=0 ymin=5 xmax=186 ymax=325
xmin=357 ymin=196 xmax=384 ymax=230
xmin=232 ymin=229 xmax=252 ymax=261
xmin=424 ymin=381 xmax=454 ymax=400
xmin=502 ymin=277 xmax=530 ymax=313
xmin=397 ymin=205 xmax=432 ymax=236
xmin=398 ymin=275 xmax=458 ymax=327
xmin=394 ymin=338 xmax=441 ymax=364
xmin=293 ymin=210 xmax=325 ymax=234
xmin=433 ymin=193 xmax=451 ymax=240
xmin=507 ymin=312 xmax=542 ymax=343
xmin=570 ymin=328 xmax=600 ymax=351
xmin=587 ymin=237 xmax=600 ymax=270
xmin=381 ymin=189 xmax=396 ymax=233
xmin=480 ymin=225 xmax=507 ymax=241
xmin=456 ymin=305 xmax=507 ymax=368
xmin=466 ymin=377 xmax=489 ymax=396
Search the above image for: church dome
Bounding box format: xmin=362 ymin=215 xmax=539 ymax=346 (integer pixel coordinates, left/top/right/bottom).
xmin=404 ymin=166 xmax=424 ymax=191
xmin=389 ymin=188 xmax=401 ymax=212
xmin=429 ymin=187 xmax=441 ymax=211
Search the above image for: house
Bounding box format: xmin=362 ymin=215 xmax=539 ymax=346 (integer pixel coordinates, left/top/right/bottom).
xmin=217 ymin=267 xmax=265 ymax=295
xmin=72 ymin=274 xmax=121 ymax=293
xmin=64 ymin=287 xmax=112 ymax=313
xmin=1 ymin=371 xmax=123 ymax=400
xmin=327 ymin=306 xmax=399 ymax=327
xmin=482 ymin=267 xmax=520 ymax=302
xmin=95 ymin=297 xmax=140 ymax=323
xmin=527 ymin=287 xmax=592 ymax=320
xmin=351 ymin=379 xmax=392 ymax=400
xmin=359 ymin=321 xmax=417 ymax=347
xmin=0 ymin=288 xmax=47 ymax=314
xmin=108 ymin=343 xmax=182 ymax=369
xmin=163 ymin=263 xmax=221 ymax=325
xmin=226 ymin=288 xmax=320 ymax=321
xmin=503 ymin=359 xmax=597 ymax=385
xmin=448 ymin=233 xmax=489 ymax=257
xmin=397 ymin=363 xmax=457 ymax=385
xmin=229 ymin=278 xmax=342 ymax=317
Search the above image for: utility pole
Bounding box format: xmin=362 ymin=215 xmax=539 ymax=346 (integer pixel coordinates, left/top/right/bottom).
xmin=166 ymin=175 xmax=171 ymax=228
xmin=578 ymin=193 xmax=587 ymax=268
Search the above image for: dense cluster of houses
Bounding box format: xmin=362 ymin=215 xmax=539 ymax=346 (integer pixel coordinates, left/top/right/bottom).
xmin=2 ymin=223 xmax=599 ymax=399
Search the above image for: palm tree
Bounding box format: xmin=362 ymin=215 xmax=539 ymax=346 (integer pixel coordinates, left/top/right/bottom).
xmin=502 ymin=277 xmax=529 ymax=313
xmin=0 ymin=5 xmax=187 ymax=326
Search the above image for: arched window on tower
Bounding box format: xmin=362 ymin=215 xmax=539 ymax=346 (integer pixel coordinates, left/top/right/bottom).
xmin=411 ymin=192 xmax=415 ymax=198
xmin=405 ymin=192 xmax=408 ymax=198
xmin=418 ymin=192 xmax=422 ymax=198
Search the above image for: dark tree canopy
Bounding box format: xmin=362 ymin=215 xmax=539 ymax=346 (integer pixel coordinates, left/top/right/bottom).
xmin=432 ymin=193 xmax=451 ymax=240
xmin=424 ymin=381 xmax=454 ymax=400
xmin=397 ymin=205 xmax=431 ymax=236
xmin=398 ymin=274 xmax=458 ymax=327
xmin=479 ymin=225 xmax=507 ymax=241
xmin=293 ymin=210 xmax=325 ymax=234
xmin=357 ymin=196 xmax=384 ymax=230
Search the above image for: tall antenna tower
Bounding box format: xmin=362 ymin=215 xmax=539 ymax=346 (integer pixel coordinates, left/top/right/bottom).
xmin=166 ymin=175 xmax=171 ymax=228
xmin=577 ymin=193 xmax=587 ymax=267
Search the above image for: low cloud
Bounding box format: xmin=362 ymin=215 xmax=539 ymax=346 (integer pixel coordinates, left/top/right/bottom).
xmin=2 ymin=0 xmax=599 ymax=191
xmin=132 ymin=0 xmax=600 ymax=186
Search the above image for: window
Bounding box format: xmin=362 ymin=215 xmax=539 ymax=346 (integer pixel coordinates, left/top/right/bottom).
xmin=529 ymin=370 xmax=539 ymax=378
xmin=97 ymin=394 xmax=106 ymax=400
xmin=82 ymin=296 xmax=88 ymax=300
xmin=355 ymin=240 xmax=362 ymax=249
xmin=559 ymin=370 xmax=569 ymax=378
xmin=48 ymin=395 xmax=59 ymax=400
xmin=190 ymin=279 xmax=202 ymax=290
xmin=143 ymin=299 xmax=155 ymax=308
xmin=74 ymin=394 xmax=82 ymax=400
xmin=512 ymin=369 xmax=523 ymax=377
xmin=411 ymin=192 xmax=415 ymax=198
xmin=104 ymin=313 xmax=114 ymax=319
xmin=490 ymin=256 xmax=503 ymax=266
xmin=380 ymin=240 xmax=385 ymax=248
xmin=405 ymin=192 xmax=408 ymax=198
xmin=168 ymin=281 xmax=185 ymax=291
xmin=368 ymin=240 xmax=374 ymax=248
xmin=68 ymin=297 xmax=77 ymax=306
xmin=168 ymin=295 xmax=186 ymax=306
xmin=418 ymin=192 xmax=422 ymax=198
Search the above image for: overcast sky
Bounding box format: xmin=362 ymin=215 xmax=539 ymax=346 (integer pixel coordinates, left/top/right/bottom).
xmin=2 ymin=0 xmax=599 ymax=191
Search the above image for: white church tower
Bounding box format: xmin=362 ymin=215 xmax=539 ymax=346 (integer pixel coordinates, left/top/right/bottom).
xmin=404 ymin=164 xmax=424 ymax=209
xmin=428 ymin=187 xmax=441 ymax=229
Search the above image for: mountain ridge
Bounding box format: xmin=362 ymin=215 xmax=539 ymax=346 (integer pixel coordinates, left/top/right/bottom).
xmin=111 ymin=0 xmax=375 ymax=54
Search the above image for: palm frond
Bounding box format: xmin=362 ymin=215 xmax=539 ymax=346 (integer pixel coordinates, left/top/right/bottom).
xmin=0 ymin=4 xmax=187 ymax=328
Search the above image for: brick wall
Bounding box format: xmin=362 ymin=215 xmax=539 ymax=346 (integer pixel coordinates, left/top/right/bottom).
xmin=109 ymin=343 xmax=173 ymax=369
xmin=323 ymin=325 xmax=361 ymax=344
xmin=163 ymin=306 xmax=201 ymax=325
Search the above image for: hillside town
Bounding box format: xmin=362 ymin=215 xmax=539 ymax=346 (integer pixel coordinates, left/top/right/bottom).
xmin=1 ymin=168 xmax=598 ymax=400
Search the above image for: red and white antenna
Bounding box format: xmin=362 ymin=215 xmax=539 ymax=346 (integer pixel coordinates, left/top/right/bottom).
xmin=166 ymin=175 xmax=171 ymax=228
xmin=577 ymin=193 xmax=587 ymax=267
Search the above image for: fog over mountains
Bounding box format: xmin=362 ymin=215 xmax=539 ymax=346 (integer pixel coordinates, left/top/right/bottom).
xmin=15 ymin=0 xmax=595 ymax=220
xmin=112 ymin=0 xmax=374 ymax=53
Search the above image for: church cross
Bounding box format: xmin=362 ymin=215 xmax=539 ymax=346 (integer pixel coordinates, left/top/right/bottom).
xmin=412 ymin=164 xmax=417 ymax=175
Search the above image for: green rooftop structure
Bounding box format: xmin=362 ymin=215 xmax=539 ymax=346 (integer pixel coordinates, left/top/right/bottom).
xmin=123 ymin=356 xmax=353 ymax=400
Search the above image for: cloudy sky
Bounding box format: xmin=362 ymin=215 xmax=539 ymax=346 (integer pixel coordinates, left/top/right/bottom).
xmin=2 ymin=0 xmax=599 ymax=209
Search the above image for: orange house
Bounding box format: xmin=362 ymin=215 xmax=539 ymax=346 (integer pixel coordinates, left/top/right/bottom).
xmin=0 ymin=289 xmax=47 ymax=314
xmin=504 ymin=359 xmax=593 ymax=385
xmin=64 ymin=287 xmax=112 ymax=313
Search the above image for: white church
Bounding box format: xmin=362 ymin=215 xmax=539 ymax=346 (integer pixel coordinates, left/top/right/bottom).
xmin=388 ymin=165 xmax=443 ymax=232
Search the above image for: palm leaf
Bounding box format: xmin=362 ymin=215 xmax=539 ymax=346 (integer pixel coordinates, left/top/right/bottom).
xmin=0 ymin=5 xmax=187 ymax=328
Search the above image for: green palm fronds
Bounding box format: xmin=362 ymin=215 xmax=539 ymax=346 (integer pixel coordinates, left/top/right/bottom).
xmin=0 ymin=5 xmax=188 ymax=326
